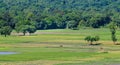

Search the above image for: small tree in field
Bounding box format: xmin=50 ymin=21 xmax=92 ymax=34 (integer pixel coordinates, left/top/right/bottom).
xmin=89 ymin=37 xmax=95 ymax=45
xmin=109 ymin=22 xmax=117 ymax=45
xmin=94 ymin=36 xmax=100 ymax=44
xmin=84 ymin=36 xmax=91 ymax=44
xmin=85 ymin=36 xmax=100 ymax=45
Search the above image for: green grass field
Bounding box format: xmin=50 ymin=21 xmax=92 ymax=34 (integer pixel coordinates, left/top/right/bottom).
xmin=0 ymin=28 xmax=120 ymax=65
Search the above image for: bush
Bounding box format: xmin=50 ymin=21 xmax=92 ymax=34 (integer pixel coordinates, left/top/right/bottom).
xmin=84 ymin=36 xmax=100 ymax=45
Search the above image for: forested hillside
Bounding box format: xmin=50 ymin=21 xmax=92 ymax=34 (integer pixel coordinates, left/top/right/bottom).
xmin=0 ymin=0 xmax=120 ymax=35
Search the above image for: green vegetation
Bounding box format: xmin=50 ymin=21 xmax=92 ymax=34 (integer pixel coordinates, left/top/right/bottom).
xmin=15 ymin=20 xmax=36 ymax=35
xmin=109 ymin=22 xmax=118 ymax=44
xmin=0 ymin=0 xmax=120 ymax=65
xmin=0 ymin=26 xmax=12 ymax=37
xmin=84 ymin=36 xmax=100 ymax=45
xmin=0 ymin=29 xmax=120 ymax=65
xmin=0 ymin=0 xmax=120 ymax=33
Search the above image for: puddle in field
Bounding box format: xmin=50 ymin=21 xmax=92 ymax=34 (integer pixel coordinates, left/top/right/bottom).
xmin=0 ymin=52 xmax=18 ymax=55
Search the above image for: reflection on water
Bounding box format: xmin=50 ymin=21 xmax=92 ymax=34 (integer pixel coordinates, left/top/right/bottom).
xmin=0 ymin=52 xmax=18 ymax=55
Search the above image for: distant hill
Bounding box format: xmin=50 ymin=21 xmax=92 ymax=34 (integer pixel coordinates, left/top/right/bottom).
xmin=0 ymin=0 xmax=120 ymax=30
xmin=1 ymin=0 xmax=120 ymax=12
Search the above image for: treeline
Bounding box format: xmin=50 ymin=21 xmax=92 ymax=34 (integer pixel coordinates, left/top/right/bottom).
xmin=0 ymin=0 xmax=120 ymax=36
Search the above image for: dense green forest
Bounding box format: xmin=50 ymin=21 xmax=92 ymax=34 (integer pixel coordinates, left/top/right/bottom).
xmin=0 ymin=0 xmax=120 ymax=35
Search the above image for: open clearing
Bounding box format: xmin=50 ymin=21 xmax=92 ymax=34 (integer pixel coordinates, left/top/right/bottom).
xmin=0 ymin=28 xmax=120 ymax=65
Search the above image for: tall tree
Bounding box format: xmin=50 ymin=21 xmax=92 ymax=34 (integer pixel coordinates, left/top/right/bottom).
xmin=0 ymin=26 xmax=12 ymax=37
xmin=109 ymin=22 xmax=117 ymax=45
xmin=15 ymin=20 xmax=36 ymax=36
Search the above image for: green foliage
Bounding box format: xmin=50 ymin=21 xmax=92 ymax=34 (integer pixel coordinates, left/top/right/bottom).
xmin=67 ymin=20 xmax=78 ymax=29
xmin=94 ymin=36 xmax=100 ymax=42
xmin=109 ymin=22 xmax=117 ymax=44
xmin=90 ymin=15 xmax=111 ymax=28
xmin=27 ymin=25 xmax=36 ymax=34
xmin=84 ymin=36 xmax=91 ymax=43
xmin=0 ymin=0 xmax=120 ymax=31
xmin=78 ymin=20 xmax=86 ymax=28
xmin=0 ymin=26 xmax=12 ymax=37
xmin=85 ymin=36 xmax=100 ymax=45
xmin=15 ymin=20 xmax=36 ymax=35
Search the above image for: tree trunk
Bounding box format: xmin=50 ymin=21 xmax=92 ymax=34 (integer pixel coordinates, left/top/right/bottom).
xmin=5 ymin=34 xmax=7 ymax=37
xmin=90 ymin=41 xmax=93 ymax=45
xmin=23 ymin=32 xmax=26 ymax=36
xmin=114 ymin=41 xmax=116 ymax=45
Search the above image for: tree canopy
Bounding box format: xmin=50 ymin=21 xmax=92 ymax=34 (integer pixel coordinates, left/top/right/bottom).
xmin=0 ymin=0 xmax=120 ymax=34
